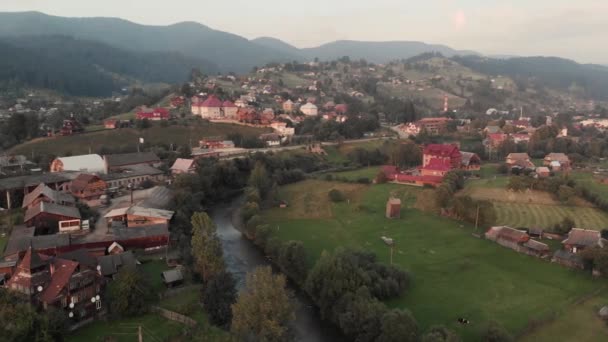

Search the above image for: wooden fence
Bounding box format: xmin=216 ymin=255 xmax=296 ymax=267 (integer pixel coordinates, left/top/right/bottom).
xmin=152 ymin=306 xmax=197 ymax=327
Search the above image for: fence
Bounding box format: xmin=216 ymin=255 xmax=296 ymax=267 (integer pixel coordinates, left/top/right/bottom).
xmin=152 ymin=306 xmax=197 ymax=327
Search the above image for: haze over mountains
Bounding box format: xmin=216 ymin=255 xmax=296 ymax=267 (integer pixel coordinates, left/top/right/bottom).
xmin=2 ymin=11 xmax=608 ymax=101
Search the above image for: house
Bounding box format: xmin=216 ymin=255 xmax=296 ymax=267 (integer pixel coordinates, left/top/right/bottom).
xmin=199 ymin=139 xmax=235 ymax=150
xmin=0 ymin=155 xmax=34 ymax=174
xmin=415 ymin=118 xmax=451 ymax=135
xmin=506 ymin=153 xmax=534 ymax=169
xmin=222 ymin=100 xmax=238 ymax=119
xmin=544 ymin=153 xmax=571 ymax=171
xmin=282 ymin=99 xmax=295 ymax=113
xmin=50 ymin=154 xmax=106 ymax=174
xmin=104 ymin=152 xmax=161 ymax=173
xmin=60 ymin=118 xmax=84 ymax=136
xmin=70 ymin=174 xmax=107 ymax=202
xmin=535 ymin=166 xmax=550 ymax=178
xmin=552 ymin=249 xmax=584 ymax=269
xmin=562 ymin=228 xmax=604 ymax=254
xmin=460 ymin=152 xmax=481 ymax=171
xmin=136 ymin=107 xmax=170 ymax=121
xmin=381 ymin=166 xmax=443 ymax=187
xmin=422 ymin=144 xmax=462 ymax=170
xmin=300 ymin=102 xmax=318 ymax=116
xmin=335 ymin=104 xmax=348 ymax=114
xmin=102 ymin=165 xmax=165 ymax=189
xmin=271 ymin=122 xmax=295 ymax=136
xmin=485 ymin=226 xmax=529 ymax=250
xmin=385 ymin=198 xmax=401 ymax=219
xmin=6 ymin=247 xmax=102 ymax=318
xmin=485 ymin=133 xmax=508 ymax=148
xmin=191 ymin=95 xmax=223 ymax=118
xmin=522 ymin=240 xmax=550 ymax=258
xmin=170 ymin=96 xmax=185 ymax=108
xmin=104 ymin=119 xmax=118 ymax=129
xmin=421 ymin=158 xmax=452 ymax=177
xmin=22 ymin=183 xmax=75 ymax=209
xmin=24 ymin=202 xmax=81 ymax=232
xmin=97 ymin=251 xmax=137 ymax=279
xmin=104 ymin=206 xmax=174 ymax=229
xmin=171 ymin=158 xmax=196 ymax=175
xmin=161 ymin=268 xmax=184 ymax=288
xmin=259 ymin=133 xmax=281 ymax=147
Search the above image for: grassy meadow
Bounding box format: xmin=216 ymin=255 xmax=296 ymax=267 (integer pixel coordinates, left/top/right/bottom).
xmin=261 ymin=179 xmax=606 ymax=341
xmin=9 ymin=122 xmax=270 ymax=156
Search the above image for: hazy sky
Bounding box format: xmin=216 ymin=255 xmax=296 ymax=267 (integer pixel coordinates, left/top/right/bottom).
xmin=2 ymin=0 xmax=607 ymax=63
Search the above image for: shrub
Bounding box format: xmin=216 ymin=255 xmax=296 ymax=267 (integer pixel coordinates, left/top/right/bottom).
xmin=328 ymin=189 xmax=345 ymax=202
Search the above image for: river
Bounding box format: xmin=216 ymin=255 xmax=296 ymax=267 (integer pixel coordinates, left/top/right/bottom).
xmin=211 ymin=198 xmax=343 ymax=342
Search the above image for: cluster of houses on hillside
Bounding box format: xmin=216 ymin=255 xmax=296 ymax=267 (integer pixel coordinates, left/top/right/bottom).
xmin=381 ymin=144 xmax=480 ymax=187
xmin=0 ymin=151 xmax=177 ymax=323
xmin=486 ymin=226 xmax=605 ymax=271
xmin=505 ymin=152 xmax=571 ymax=176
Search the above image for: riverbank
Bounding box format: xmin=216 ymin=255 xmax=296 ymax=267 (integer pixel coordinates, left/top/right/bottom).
xmin=211 ymin=197 xmax=343 ymax=342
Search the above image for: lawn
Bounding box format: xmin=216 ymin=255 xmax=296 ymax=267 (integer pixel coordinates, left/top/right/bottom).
xmin=67 ymin=313 xmax=185 ymax=342
xmin=139 ymin=259 xmax=171 ymax=295
xmin=326 ymin=166 xmax=380 ymax=181
xmin=493 ymin=202 xmax=608 ymax=230
xmin=262 ymin=180 xmax=604 ymax=340
xmin=9 ymin=122 xmax=270 ymax=156
xmin=324 ymin=140 xmax=388 ymax=166
xmin=519 ymin=289 xmax=608 ymax=342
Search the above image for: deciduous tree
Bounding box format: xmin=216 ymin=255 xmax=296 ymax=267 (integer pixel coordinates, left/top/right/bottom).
xmin=191 ymin=212 xmax=225 ymax=282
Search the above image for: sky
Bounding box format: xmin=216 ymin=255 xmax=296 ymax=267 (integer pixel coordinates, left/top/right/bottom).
xmin=1 ymin=0 xmax=607 ymax=64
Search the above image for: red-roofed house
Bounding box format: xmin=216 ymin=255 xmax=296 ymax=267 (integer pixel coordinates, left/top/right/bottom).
xmin=222 ymin=100 xmax=238 ymax=119
xmin=6 ymin=247 xmax=102 ymax=319
xmin=422 ymin=144 xmax=461 ymax=170
xmin=421 ymin=158 xmax=452 ymax=177
xmin=170 ymin=96 xmax=185 ymax=108
xmin=335 ymin=104 xmax=348 ymax=114
xmin=191 ymin=95 xmax=223 ymax=118
xmin=486 ymin=133 xmax=508 ymax=148
xmin=136 ymin=107 xmax=170 ymax=121
xmin=70 ymin=174 xmax=107 ymax=202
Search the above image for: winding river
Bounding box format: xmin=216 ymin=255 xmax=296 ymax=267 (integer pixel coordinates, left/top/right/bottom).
xmin=211 ymin=198 xmax=343 ymax=342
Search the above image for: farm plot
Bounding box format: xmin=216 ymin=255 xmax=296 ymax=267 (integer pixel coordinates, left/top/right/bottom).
xmin=494 ymin=203 xmax=608 ymax=230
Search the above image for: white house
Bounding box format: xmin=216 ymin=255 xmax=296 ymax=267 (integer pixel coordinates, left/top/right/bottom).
xmin=300 ymin=103 xmax=318 ymax=116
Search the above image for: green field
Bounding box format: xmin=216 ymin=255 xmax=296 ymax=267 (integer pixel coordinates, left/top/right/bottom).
xmin=494 ymin=202 xmax=608 ymax=230
xmin=9 ymin=122 xmax=270 ymax=156
xmin=262 ymin=180 xmax=606 ymax=340
xmin=325 ymin=166 xmax=379 ymax=181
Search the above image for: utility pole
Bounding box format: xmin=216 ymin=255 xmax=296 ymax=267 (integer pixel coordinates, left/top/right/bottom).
xmin=475 ymin=205 xmax=480 ymax=231
xmin=138 ymin=326 xmax=143 ymax=342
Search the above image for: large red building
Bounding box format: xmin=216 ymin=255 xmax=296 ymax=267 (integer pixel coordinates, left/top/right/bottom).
xmin=136 ymin=107 xmax=170 ymax=121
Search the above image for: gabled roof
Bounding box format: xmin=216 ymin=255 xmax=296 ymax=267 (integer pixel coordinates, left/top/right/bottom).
xmin=506 ymin=153 xmax=531 ymax=160
xmin=423 ymin=144 xmax=460 ymax=157
xmin=461 ymin=152 xmax=480 ymax=166
xmin=104 ymin=152 xmax=160 ymax=168
xmin=71 ymin=174 xmax=104 ymax=192
xmin=171 ymin=158 xmax=195 ymax=172
xmin=58 ymin=249 xmax=97 ymax=269
xmin=222 ymin=100 xmax=237 ymax=108
xmin=22 ymin=183 xmax=75 ymax=208
xmin=24 ymin=202 xmax=81 ymax=223
xmin=562 ymin=228 xmax=602 ymax=247
xmin=127 ymin=206 xmax=174 ymax=220
xmin=162 ymin=269 xmax=183 ymax=284
xmin=39 ymin=258 xmax=79 ymax=303
xmin=423 ymin=158 xmax=452 ymax=171
xmin=489 ymin=226 xmax=530 ymax=243
xmin=97 ymin=251 xmax=136 ymax=277
xmin=19 ymin=246 xmax=46 ymax=271
xmin=545 ymin=153 xmax=570 ymax=162
xmin=523 ymin=239 xmax=549 ymax=252
xmin=54 ymin=154 xmax=105 ymax=174
xmin=201 ymin=96 xmax=223 ymax=108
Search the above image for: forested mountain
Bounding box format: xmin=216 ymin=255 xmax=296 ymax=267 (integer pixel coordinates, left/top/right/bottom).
xmin=0 ymin=36 xmax=217 ymax=96
xmin=0 ymin=11 xmax=297 ymax=72
xmin=452 ymin=55 xmax=608 ymax=100
xmin=300 ymin=40 xmax=479 ymax=64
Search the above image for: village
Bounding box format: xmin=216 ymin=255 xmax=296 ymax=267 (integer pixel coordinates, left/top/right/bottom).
xmin=2 ymin=56 xmax=608 ymax=341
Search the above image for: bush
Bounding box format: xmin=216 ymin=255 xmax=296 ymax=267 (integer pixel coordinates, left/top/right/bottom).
xmin=328 ymin=189 xmax=345 ymax=202
xmin=482 ymin=321 xmax=513 ymax=342
xmin=375 ymin=171 xmax=388 ymax=184
xmin=356 ymin=177 xmax=371 ymax=184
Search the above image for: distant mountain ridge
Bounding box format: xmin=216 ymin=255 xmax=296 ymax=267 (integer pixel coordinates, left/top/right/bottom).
xmin=0 ymin=11 xmax=481 ymax=72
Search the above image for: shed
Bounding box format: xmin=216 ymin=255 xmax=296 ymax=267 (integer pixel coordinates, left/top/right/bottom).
xmin=50 ymin=154 xmax=106 ymax=174
xmin=385 ymin=198 xmax=401 ymax=219
xmin=161 ymin=269 xmax=184 ymax=288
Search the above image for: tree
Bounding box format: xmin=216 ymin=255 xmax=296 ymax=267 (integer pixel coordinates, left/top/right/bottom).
xmin=421 ymin=325 xmax=461 ymax=342
xmin=107 ymin=268 xmax=152 ymax=317
xmin=482 ymin=321 xmax=513 ymax=342
xmin=278 ymin=241 xmax=308 ymax=285
xmin=554 ymin=216 xmax=575 ymax=235
xmin=335 ymin=287 xmax=387 ymax=342
xmin=136 ymin=118 xmax=151 ymax=129
xmin=249 ymin=162 xmax=272 ymax=200
xmin=191 ymin=212 xmax=225 ymax=282
xmin=376 ymin=308 xmax=419 ymax=342
xmin=202 ymin=271 xmax=237 ymax=328
xmin=375 ymin=171 xmax=388 ymax=184
xmin=0 ymin=289 xmax=61 ymax=342
xmin=231 ymin=266 xmax=295 ymax=341
xmin=557 ymin=185 xmax=576 ymax=204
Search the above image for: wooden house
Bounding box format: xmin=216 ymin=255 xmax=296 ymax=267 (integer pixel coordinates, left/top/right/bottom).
xmin=22 ymin=183 xmax=75 ymax=209
xmin=70 ymin=174 xmax=107 ymax=202
xmin=24 ymin=202 xmax=81 ymax=232
xmin=562 ymin=228 xmax=604 ymax=254
xmin=544 ymin=153 xmax=571 ymax=171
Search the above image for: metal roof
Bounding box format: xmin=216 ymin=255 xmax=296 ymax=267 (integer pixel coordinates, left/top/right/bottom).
xmin=55 ymin=154 xmax=106 ymax=174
